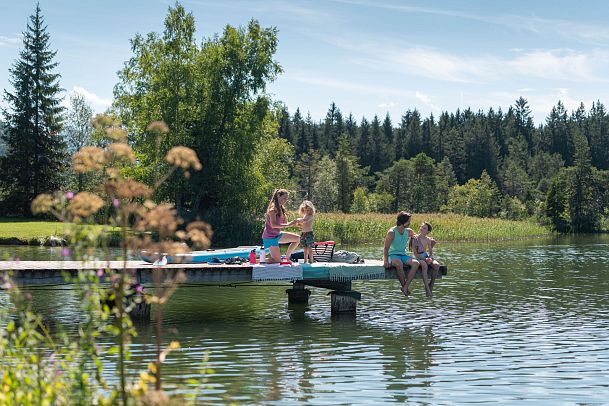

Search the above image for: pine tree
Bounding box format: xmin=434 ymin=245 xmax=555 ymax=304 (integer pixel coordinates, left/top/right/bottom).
xmin=335 ymin=134 xmax=364 ymax=212
xmin=357 ymin=117 xmax=372 ymax=170
xmin=277 ymin=105 xmax=291 ymax=142
xmin=344 ymin=113 xmax=357 ymax=154
xmin=321 ymin=102 xmax=342 ymax=155
xmin=369 ymin=115 xmax=385 ymax=173
xmin=587 ymin=101 xmax=609 ymax=170
xmin=513 ymin=97 xmax=536 ymax=153
xmin=382 ymin=113 xmax=394 ymax=162
xmin=568 ymin=132 xmax=599 ymax=232
xmin=0 ymin=4 xmax=67 ymax=215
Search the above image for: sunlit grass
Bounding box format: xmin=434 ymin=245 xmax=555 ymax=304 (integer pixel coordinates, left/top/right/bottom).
xmin=308 ymin=212 xmax=552 ymax=244
xmin=0 ymin=217 xmax=118 ymax=245
xmin=1 ymin=212 xmax=552 ymax=246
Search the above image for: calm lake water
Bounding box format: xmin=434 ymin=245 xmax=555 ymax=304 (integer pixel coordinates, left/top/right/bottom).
xmin=2 ymin=235 xmax=609 ymax=404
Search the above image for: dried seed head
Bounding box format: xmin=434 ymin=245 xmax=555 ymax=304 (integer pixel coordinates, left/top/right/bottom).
xmin=105 ymin=143 xmax=135 ymax=164
xmin=104 ymin=179 xmax=152 ymax=199
xmin=69 ymin=192 xmax=104 ymax=218
xmin=146 ymin=121 xmax=169 ymax=134
xmin=31 ymin=193 xmax=55 ymax=214
xmin=165 ymin=146 xmax=202 ymax=171
xmin=105 ymin=127 xmax=128 ymax=142
xmin=73 ymin=146 xmax=105 ymax=173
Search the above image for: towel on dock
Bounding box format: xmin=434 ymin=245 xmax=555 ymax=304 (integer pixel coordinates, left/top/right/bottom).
xmin=251 ymin=263 xmax=303 ymax=281
xmin=327 ymin=261 xmax=385 ymax=282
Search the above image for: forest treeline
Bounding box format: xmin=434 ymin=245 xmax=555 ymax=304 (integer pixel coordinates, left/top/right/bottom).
xmin=275 ymin=96 xmax=609 ymax=232
xmin=1 ymin=3 xmax=607 ymax=241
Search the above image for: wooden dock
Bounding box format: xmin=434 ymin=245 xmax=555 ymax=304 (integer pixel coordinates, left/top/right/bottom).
xmin=0 ymin=260 xmax=448 ymax=316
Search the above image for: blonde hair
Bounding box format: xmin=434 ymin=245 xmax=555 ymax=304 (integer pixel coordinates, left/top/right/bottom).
xmin=298 ymin=200 xmax=316 ymax=216
xmin=267 ymin=189 xmax=289 ymax=217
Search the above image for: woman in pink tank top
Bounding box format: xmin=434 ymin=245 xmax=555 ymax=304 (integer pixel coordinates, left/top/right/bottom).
xmin=261 ymin=189 xmax=300 ymax=263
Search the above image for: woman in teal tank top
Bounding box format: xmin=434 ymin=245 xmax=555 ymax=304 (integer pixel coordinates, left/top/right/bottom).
xmin=383 ymin=211 xmax=428 ymax=297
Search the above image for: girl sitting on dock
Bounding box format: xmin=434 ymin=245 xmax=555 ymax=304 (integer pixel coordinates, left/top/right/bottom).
xmin=383 ymin=211 xmax=423 ymax=297
xmin=411 ymin=222 xmax=440 ymax=295
xmin=262 ymin=189 xmax=300 ymax=264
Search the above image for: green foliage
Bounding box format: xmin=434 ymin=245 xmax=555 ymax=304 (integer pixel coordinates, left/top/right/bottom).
xmin=499 ymin=196 xmax=528 ymax=220
xmin=312 ymin=155 xmax=337 ymax=212
xmin=350 ymin=188 xmax=393 ymax=214
xmin=335 ymin=134 xmax=367 ymax=212
xmin=546 ymin=133 xmax=604 ymax=232
xmin=545 ymin=169 xmax=571 ymax=232
xmin=376 ymin=154 xmax=448 ymax=214
xmin=1 ymin=118 xmax=213 ymax=403
xmin=0 ymin=4 xmax=68 ymax=216
xmin=253 ymin=136 xmax=296 ymax=193
xmin=114 ymin=4 xmax=281 ymax=217
xmin=443 ymin=170 xmax=501 ymax=217
xmin=351 ymin=187 xmax=370 ymax=213
xmin=367 ymin=192 xmax=394 ymax=213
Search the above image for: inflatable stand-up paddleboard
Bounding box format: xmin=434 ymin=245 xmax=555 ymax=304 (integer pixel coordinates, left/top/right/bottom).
xmin=141 ymin=246 xmax=267 ymax=264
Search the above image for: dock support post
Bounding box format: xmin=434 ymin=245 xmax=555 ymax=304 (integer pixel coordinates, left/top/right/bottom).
xmin=286 ymin=282 xmax=311 ymax=304
xmin=129 ymin=295 xmax=151 ymax=321
xmin=329 ymin=290 xmax=361 ymax=314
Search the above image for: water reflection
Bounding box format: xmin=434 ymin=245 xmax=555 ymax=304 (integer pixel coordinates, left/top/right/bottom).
xmin=2 ymin=235 xmax=609 ymax=403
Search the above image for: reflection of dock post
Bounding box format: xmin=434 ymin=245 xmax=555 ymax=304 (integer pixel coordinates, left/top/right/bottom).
xmin=286 ymin=282 xmax=311 ymax=304
xmin=130 ymin=294 xmax=151 ymax=321
xmin=330 ymin=291 xmax=361 ymax=313
xmin=329 ymin=281 xmax=361 ymax=314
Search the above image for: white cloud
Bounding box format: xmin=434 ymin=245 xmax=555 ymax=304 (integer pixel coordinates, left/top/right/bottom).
xmin=0 ymin=35 xmax=21 ymax=47
xmin=506 ymin=49 xmax=609 ymax=82
xmin=285 ymin=72 xmax=411 ymax=97
xmin=349 ymin=41 xmax=609 ymax=84
xmin=63 ymin=86 xmax=112 ymax=113
xmin=415 ymin=91 xmax=440 ymax=112
xmin=332 ymin=0 xmax=609 ymax=45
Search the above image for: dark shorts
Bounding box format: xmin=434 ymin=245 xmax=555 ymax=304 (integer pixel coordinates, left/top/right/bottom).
xmin=300 ymin=231 xmax=315 ymax=248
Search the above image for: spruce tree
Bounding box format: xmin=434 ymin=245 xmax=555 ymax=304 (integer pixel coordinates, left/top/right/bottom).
xmin=568 ymin=133 xmax=599 ymax=232
xmin=1 ymin=4 xmax=66 ymax=215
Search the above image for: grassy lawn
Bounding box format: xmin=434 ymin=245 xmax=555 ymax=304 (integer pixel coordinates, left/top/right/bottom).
xmin=0 ymin=218 xmax=68 ymax=244
xmin=0 ymin=218 xmax=119 ymax=245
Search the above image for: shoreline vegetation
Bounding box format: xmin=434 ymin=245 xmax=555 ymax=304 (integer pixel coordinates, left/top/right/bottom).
xmin=0 ymin=213 xmax=551 ymax=246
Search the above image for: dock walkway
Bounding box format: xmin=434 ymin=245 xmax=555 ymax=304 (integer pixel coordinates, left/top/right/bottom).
xmin=0 ymin=260 xmax=448 ymax=315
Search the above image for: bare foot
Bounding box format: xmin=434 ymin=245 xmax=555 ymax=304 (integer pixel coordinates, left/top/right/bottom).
xmin=401 ymin=286 xmax=411 ymax=296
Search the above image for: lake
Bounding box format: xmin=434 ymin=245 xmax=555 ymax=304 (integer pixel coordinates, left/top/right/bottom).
xmin=2 ymin=235 xmax=609 ymax=403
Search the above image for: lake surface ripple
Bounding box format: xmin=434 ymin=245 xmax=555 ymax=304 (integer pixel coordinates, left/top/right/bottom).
xmin=4 ymin=235 xmax=609 ymax=404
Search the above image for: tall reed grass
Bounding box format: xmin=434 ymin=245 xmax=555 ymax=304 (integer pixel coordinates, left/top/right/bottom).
xmin=308 ymin=212 xmax=551 ymax=244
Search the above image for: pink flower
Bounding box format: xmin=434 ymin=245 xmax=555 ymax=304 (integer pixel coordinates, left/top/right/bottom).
xmin=66 ymin=191 xmax=74 ymax=200
xmin=113 ymin=199 xmax=120 ymax=208
xmin=2 ymin=282 xmax=12 ymax=290
xmin=61 ymin=247 xmax=71 ymax=257
xmin=97 ymin=269 xmax=104 ymax=277
xmin=135 ymin=284 xmax=144 ymax=293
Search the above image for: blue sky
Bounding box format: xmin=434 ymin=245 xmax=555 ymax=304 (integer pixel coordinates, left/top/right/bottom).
xmin=2 ymin=0 xmax=609 ymax=124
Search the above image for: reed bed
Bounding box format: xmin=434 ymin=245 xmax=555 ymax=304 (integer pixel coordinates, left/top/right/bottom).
xmin=308 ymin=212 xmax=551 ymax=244
xmin=1 ymin=213 xmax=551 ymax=246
